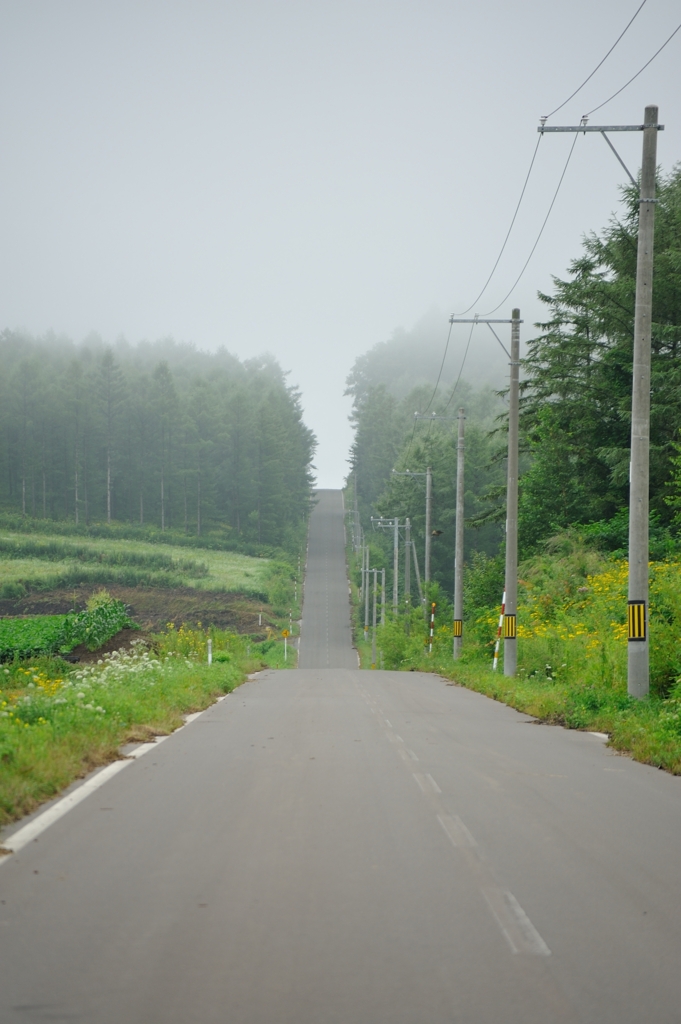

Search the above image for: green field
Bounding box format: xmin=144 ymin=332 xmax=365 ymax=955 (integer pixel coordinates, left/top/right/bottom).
xmin=0 ymin=532 xmax=276 ymax=599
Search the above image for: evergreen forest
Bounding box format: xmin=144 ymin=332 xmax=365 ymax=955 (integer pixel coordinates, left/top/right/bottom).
xmin=348 ymin=165 xmax=681 ymax=598
xmin=0 ymin=332 xmax=316 ymax=551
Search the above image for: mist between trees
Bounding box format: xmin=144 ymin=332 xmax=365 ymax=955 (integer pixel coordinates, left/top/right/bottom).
xmin=348 ymin=165 xmax=681 ymax=611
xmin=0 ymin=333 xmax=316 ymax=552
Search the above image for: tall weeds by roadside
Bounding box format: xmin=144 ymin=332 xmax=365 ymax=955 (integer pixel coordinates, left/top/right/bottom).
xmin=353 ymin=534 xmax=681 ymax=775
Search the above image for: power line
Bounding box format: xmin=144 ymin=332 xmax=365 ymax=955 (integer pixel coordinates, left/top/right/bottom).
xmin=479 ymin=131 xmax=580 ymax=316
xmin=400 ymin=321 xmax=453 ymax=466
xmin=584 ymin=19 xmax=681 ymax=117
xmin=450 ymin=134 xmax=543 ymax=316
xmin=543 ymin=0 xmax=649 ymax=120
xmin=421 ymin=321 xmax=454 ymax=415
xmin=442 ymin=321 xmax=477 ymax=413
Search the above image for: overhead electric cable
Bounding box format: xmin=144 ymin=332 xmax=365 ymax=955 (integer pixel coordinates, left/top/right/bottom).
xmin=400 ymin=320 xmax=454 ymax=466
xmin=584 ymin=19 xmax=681 ymax=117
xmin=543 ymin=0 xmax=649 ymax=120
xmin=450 ymin=134 xmax=543 ymax=316
xmin=422 ymin=321 xmax=454 ymax=414
xmin=479 ymin=132 xmax=580 ymax=316
xmin=442 ymin=321 xmax=477 ymax=413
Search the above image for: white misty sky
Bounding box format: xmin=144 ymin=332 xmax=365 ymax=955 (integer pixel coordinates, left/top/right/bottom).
xmin=0 ymin=0 xmax=679 ymax=487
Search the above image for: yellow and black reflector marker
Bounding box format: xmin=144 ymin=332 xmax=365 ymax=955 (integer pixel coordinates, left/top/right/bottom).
xmin=453 ymin=619 xmax=463 ymax=637
xmin=503 ymin=614 xmax=516 ymax=639
xmin=627 ymin=601 xmax=646 ymax=641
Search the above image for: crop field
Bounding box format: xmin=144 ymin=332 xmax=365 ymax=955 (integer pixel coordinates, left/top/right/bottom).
xmin=0 ymin=616 xmax=68 ymax=660
xmin=0 ymin=532 xmax=275 ymax=599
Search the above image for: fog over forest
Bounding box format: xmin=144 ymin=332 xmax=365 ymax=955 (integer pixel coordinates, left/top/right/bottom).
xmin=0 ymin=332 xmax=315 ymax=548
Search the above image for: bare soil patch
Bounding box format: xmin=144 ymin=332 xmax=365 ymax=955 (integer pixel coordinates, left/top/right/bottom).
xmin=0 ymin=586 xmax=272 ymax=635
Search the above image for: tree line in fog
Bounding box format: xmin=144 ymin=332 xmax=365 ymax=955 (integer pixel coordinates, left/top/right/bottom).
xmin=0 ymin=332 xmax=316 ymax=549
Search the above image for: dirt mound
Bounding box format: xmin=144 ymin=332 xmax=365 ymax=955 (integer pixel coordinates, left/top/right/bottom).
xmin=0 ymin=586 xmax=272 ymax=634
xmin=63 ymin=628 xmax=154 ymax=664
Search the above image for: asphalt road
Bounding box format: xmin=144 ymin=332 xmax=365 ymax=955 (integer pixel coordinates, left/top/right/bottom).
xmin=2 ymin=490 xmax=681 ymax=1022
xmin=298 ymin=489 xmax=356 ymax=670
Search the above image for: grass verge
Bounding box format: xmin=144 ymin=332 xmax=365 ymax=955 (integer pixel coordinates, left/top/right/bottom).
xmin=0 ymin=625 xmax=290 ymax=830
xmin=424 ymin=657 xmax=681 ymax=775
xmin=348 ymin=535 xmax=681 ymax=775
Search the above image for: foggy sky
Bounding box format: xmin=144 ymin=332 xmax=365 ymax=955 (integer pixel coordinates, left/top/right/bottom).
xmin=1 ymin=0 xmax=679 ymax=487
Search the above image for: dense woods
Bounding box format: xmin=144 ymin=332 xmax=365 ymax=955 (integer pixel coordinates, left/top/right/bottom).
xmin=0 ymin=333 xmax=316 ymax=548
xmin=349 ymin=165 xmax=681 ymax=599
xmin=347 ymin=370 xmax=507 ymax=597
xmin=519 ymin=166 xmax=681 ymax=553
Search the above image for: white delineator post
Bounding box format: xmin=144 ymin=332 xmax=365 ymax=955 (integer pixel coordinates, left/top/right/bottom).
xmin=453 ymin=408 xmax=465 ymax=658
xmin=503 ymin=310 xmax=520 ymax=677
xmin=207 ymin=638 xmax=212 ymax=665
xmin=492 ymin=592 xmax=506 ymax=672
xmin=627 ymin=105 xmax=659 ymax=699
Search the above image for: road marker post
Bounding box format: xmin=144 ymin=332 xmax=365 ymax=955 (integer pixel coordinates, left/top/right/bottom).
xmin=428 ymin=602 xmax=436 ymax=654
xmin=492 ymin=592 xmax=506 ymax=671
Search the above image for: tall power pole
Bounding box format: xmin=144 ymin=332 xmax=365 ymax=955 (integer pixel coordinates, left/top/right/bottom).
xmin=449 ymin=313 xmax=522 ymax=674
xmin=371 ymin=568 xmax=378 ymax=668
xmin=424 ymin=467 xmax=432 ymax=586
xmin=453 ymin=408 xmax=465 ymax=659
xmin=393 ymin=517 xmax=399 ymax=613
xmin=628 ymin=105 xmax=659 ymax=697
xmin=538 ymin=109 xmax=665 ymax=697
xmin=364 ymin=545 xmax=370 ymax=642
xmin=404 ymin=517 xmax=411 ymax=634
xmin=503 ymin=310 xmax=521 ymax=677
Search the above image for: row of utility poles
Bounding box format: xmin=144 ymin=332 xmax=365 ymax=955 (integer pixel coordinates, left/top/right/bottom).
xmin=352 ymin=106 xmax=661 ymax=698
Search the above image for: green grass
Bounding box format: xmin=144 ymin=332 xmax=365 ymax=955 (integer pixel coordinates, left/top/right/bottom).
xmin=0 ymin=595 xmax=136 ymax=661
xmin=0 ymin=623 xmax=299 ymax=830
xmin=0 ymin=616 xmax=69 ymax=661
xmin=0 ymin=531 xmax=280 ymax=600
xmin=347 ymin=533 xmax=681 ymax=775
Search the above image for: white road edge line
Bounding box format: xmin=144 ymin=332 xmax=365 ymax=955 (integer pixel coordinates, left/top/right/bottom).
xmin=588 ymin=731 xmax=609 ymax=740
xmin=1 ymin=694 xmax=230 ymax=860
xmin=1 ymin=760 xmax=131 ymax=855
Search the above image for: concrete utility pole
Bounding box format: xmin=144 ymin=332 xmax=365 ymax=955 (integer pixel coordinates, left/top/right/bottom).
xmin=364 ymin=546 xmax=370 ymax=642
xmin=381 ymin=568 xmax=386 ymax=626
xmin=449 ymin=312 xmax=523 ymax=674
xmin=538 ymin=109 xmax=665 ymax=697
xmin=504 ymin=310 xmax=521 ymax=677
xmin=628 ymin=105 xmax=659 ymax=697
xmin=424 ymin=467 xmax=432 ymax=586
xmin=372 ymin=568 xmax=378 ymax=668
xmin=453 ymin=408 xmax=465 ymax=659
xmin=392 ymin=468 xmax=430 ymax=596
xmin=404 ymin=517 xmax=411 ymax=634
xmin=393 ymin=517 xmax=399 ymax=613
xmin=370 ymin=515 xmax=399 ymax=614
xmin=411 ymin=541 xmax=425 ymax=609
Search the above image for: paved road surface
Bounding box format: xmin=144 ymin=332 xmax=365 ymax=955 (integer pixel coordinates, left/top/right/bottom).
xmin=2 ymin=490 xmax=681 ymax=1022
xmin=298 ymin=490 xmax=356 ymax=669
